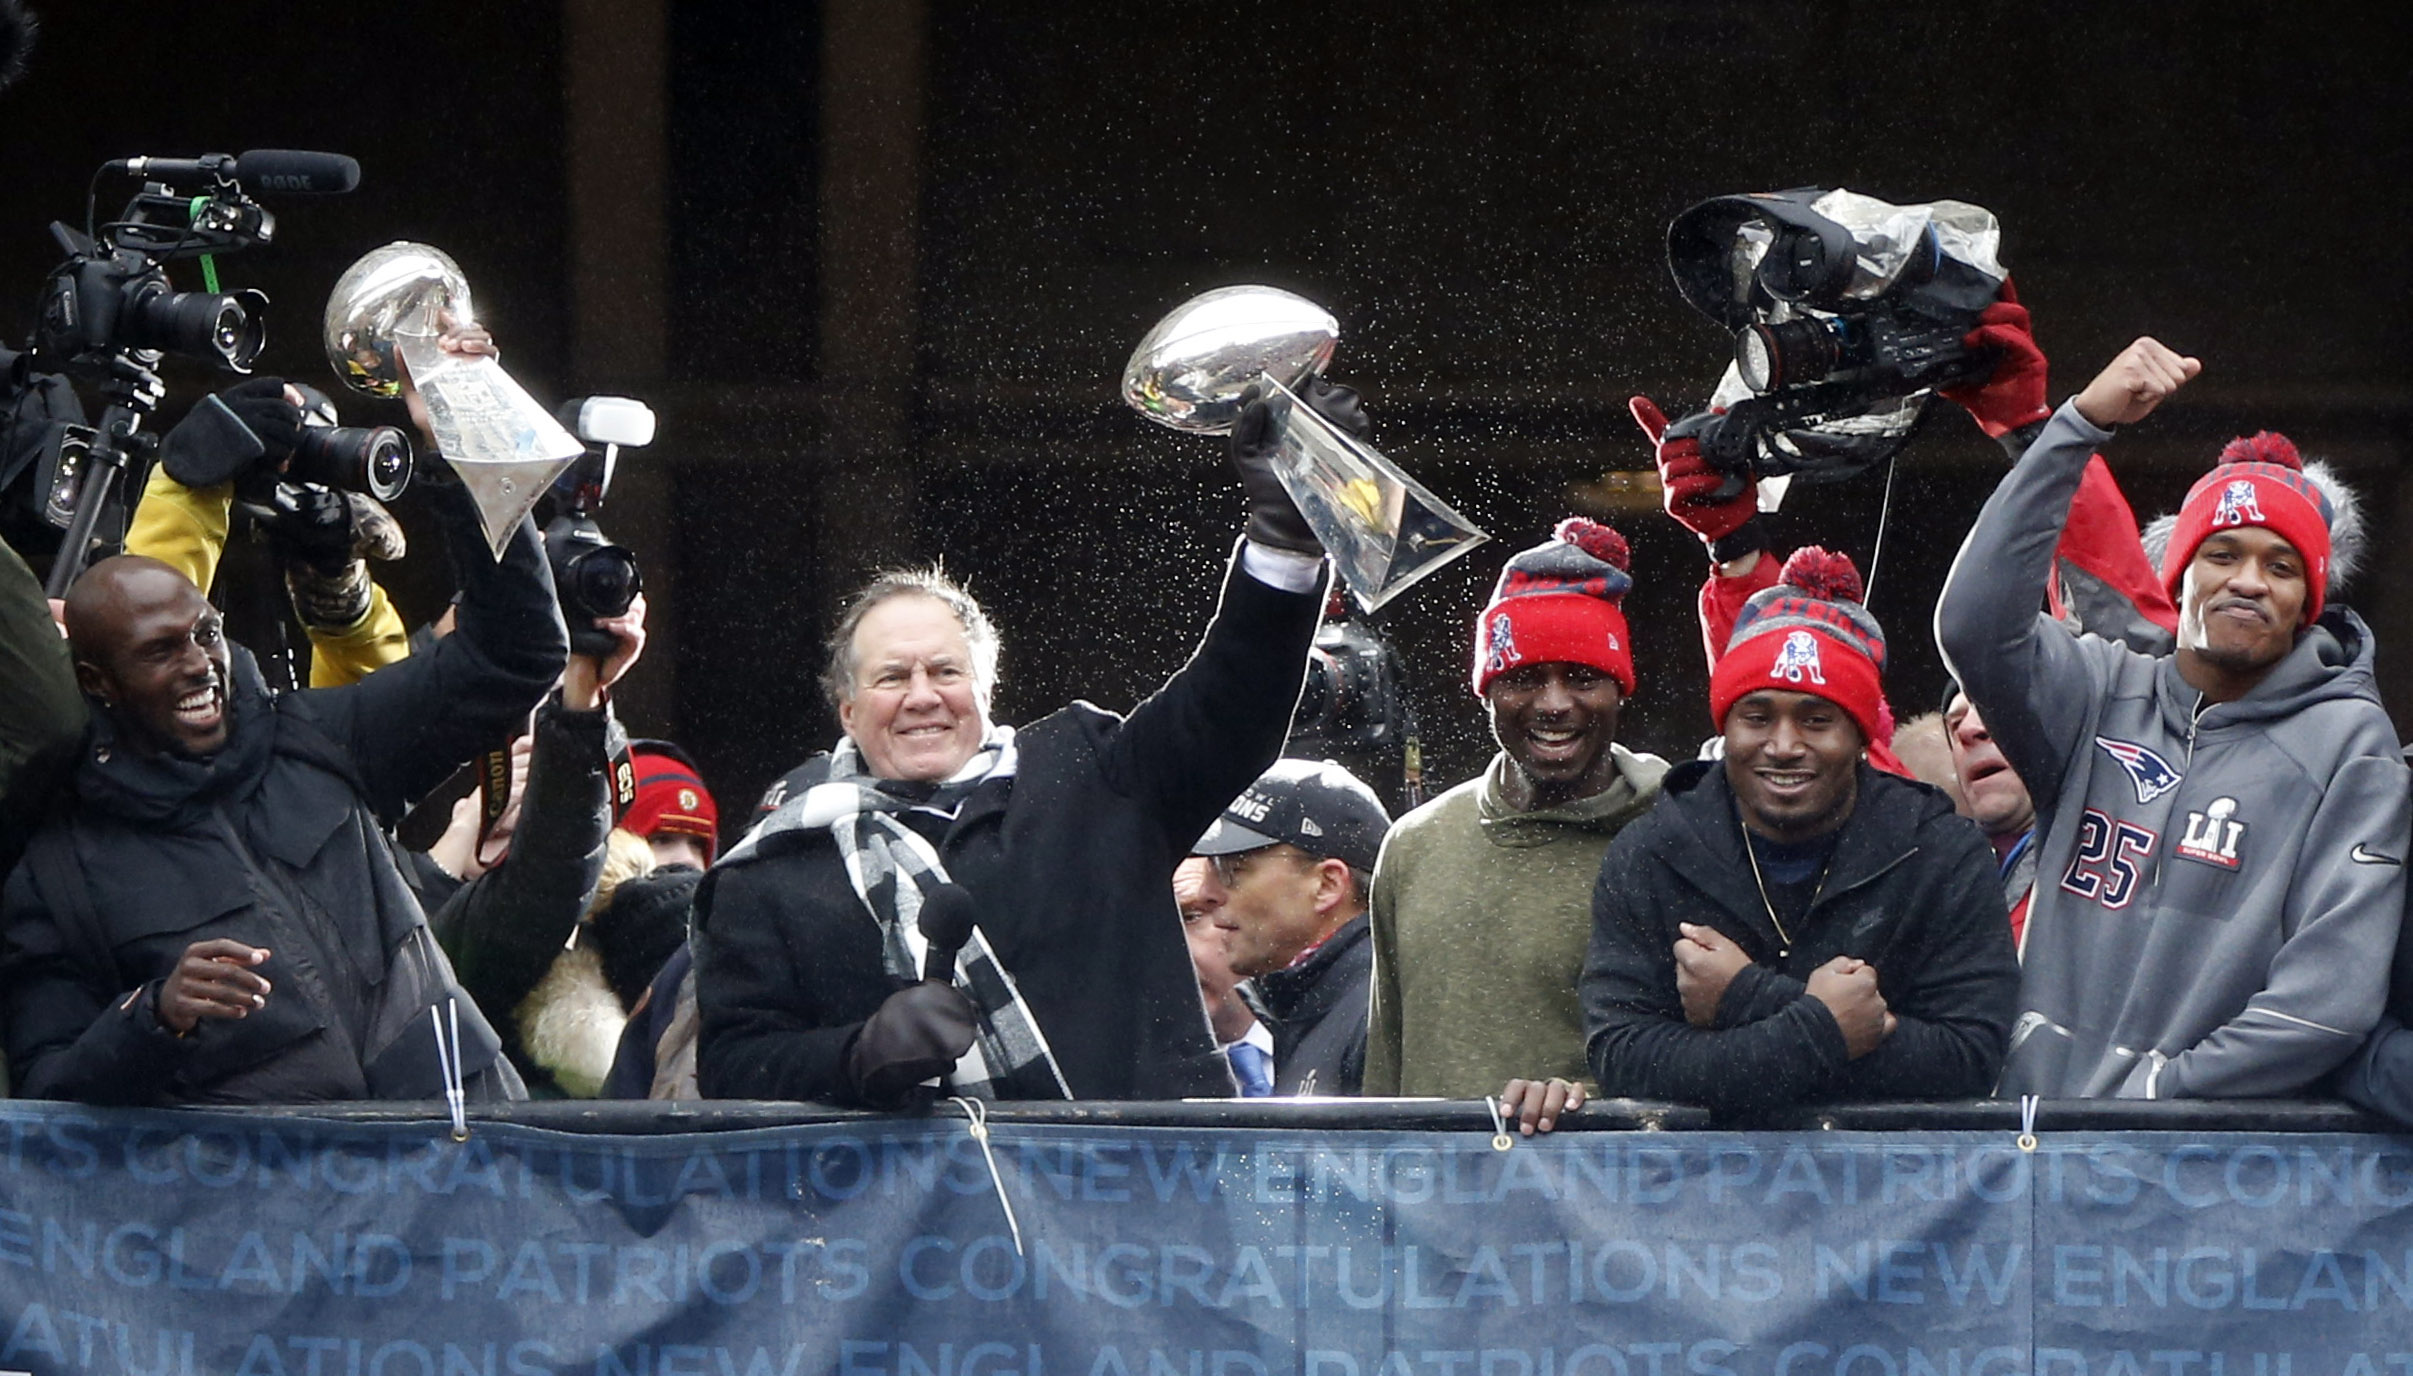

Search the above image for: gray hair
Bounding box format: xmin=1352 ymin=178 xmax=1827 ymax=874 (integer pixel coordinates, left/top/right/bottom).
xmin=820 ymin=565 xmax=1001 ymax=711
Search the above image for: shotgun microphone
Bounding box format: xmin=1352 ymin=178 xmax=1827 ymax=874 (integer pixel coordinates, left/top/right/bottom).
xmin=105 ymin=150 xmax=360 ymax=196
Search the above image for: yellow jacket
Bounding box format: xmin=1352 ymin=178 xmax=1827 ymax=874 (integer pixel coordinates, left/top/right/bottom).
xmin=123 ymin=465 xmax=410 ymax=688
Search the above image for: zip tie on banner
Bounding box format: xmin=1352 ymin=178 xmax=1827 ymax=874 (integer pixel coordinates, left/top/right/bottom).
xmin=949 ymin=1096 xmax=1024 ymax=1256
xmin=2017 ymin=1094 xmax=2041 ymax=1153
xmin=1484 ymin=1095 xmax=1514 ymax=1152
xmin=430 ymin=1000 xmax=469 ymax=1142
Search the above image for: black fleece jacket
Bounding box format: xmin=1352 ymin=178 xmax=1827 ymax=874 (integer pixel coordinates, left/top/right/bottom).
xmin=1581 ymin=760 xmax=2018 ymax=1119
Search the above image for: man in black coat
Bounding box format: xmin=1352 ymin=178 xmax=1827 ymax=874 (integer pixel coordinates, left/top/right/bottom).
xmin=1580 ymin=548 xmax=2018 ymax=1119
xmin=1189 ymin=758 xmax=1390 ymax=1096
xmin=695 ymin=381 xmax=1360 ymax=1107
xmin=0 ymin=469 xmax=566 ymax=1105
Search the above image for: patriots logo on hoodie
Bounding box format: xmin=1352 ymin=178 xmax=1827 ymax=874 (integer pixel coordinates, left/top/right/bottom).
xmin=2096 ymin=736 xmax=2183 ymax=804
xmin=2215 ymin=479 xmax=2265 ymax=527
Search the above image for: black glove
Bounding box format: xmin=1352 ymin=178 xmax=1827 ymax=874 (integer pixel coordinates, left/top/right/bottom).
xmin=1227 ymin=372 xmax=1371 ymax=556
xmin=261 ymin=483 xmax=357 ymax=571
xmin=159 ymin=378 xmax=300 ymax=488
xmin=264 ymin=487 xmax=408 ymax=632
xmin=593 ymin=869 xmax=702 ymax=1009
xmin=845 ymin=981 xmax=979 ymax=1108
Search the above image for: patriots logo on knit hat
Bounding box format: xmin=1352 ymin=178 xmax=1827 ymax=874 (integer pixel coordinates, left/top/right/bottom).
xmin=1485 ymin=613 xmax=1522 ymax=674
xmin=2214 ymin=479 xmax=2264 ymax=527
xmin=1470 ymin=518 xmax=1638 ymax=697
xmin=1769 ymin=630 xmax=1827 ymax=685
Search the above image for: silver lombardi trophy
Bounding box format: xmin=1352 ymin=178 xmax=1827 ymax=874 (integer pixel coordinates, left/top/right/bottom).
xmin=324 ymin=242 xmax=584 ymax=557
xmin=1121 ymin=285 xmax=1486 ymax=611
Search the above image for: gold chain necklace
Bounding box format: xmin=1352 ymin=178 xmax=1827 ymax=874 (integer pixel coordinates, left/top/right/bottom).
xmin=1740 ymin=819 xmax=1832 ymax=961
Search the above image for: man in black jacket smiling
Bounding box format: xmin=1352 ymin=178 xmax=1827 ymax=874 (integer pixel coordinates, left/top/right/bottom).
xmin=1580 ymin=548 xmax=2018 ymax=1119
xmin=0 ymin=313 xmax=566 ymax=1105
xmin=695 ymin=382 xmax=1356 ymax=1107
xmin=0 ymin=467 xmax=565 ymax=1105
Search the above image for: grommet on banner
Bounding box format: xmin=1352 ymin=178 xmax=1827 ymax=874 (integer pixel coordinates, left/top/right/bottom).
xmin=2016 ymin=1094 xmax=2040 ymax=1153
xmin=949 ymin=1096 xmax=1025 ymax=1256
xmin=1484 ymin=1096 xmax=1513 ymax=1152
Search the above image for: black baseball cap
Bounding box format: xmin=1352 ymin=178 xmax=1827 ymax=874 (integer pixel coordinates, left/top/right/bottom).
xmin=1192 ymin=758 xmax=1392 ymax=873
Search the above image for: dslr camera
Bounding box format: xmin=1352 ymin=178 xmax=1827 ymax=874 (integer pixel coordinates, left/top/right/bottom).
xmin=6 ymin=149 xmax=357 ymax=588
xmin=1663 ymin=188 xmax=2007 ymax=488
xmin=541 ymin=396 xmax=654 ymax=656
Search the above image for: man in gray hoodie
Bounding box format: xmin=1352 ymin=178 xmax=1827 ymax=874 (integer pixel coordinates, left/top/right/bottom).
xmin=1937 ymin=337 xmax=2407 ymax=1099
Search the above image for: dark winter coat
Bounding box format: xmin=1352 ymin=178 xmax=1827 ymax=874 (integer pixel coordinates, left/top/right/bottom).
xmin=1581 ymin=760 xmax=2020 ymax=1118
xmin=695 ymin=549 xmax=1323 ymax=1104
xmin=427 ymin=697 xmax=613 ymax=1086
xmin=0 ymin=485 xmax=565 ymax=1105
xmin=1242 ymin=910 xmax=1371 ymax=1095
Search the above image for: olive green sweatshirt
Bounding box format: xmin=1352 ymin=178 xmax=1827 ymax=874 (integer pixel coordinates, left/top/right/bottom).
xmin=1363 ymin=744 xmax=1668 ymax=1097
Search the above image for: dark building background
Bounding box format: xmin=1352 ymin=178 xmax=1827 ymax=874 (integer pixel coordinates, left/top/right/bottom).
xmin=1 ymin=3 xmax=2406 ymax=815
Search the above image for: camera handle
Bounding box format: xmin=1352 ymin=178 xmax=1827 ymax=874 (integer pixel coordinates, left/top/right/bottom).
xmin=43 ymin=353 xmax=164 ymax=597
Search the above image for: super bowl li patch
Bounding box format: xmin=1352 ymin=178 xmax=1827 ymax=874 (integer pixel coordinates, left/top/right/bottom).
xmin=2176 ymin=796 xmax=2247 ymax=871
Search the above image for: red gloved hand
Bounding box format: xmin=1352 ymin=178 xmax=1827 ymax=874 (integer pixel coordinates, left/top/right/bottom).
xmin=1631 ymin=396 xmax=1755 ymax=545
xmin=1939 ymin=281 xmax=2051 ymax=439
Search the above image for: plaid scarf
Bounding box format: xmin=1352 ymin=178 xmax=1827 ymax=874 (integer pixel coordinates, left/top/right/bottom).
xmin=724 ymin=726 xmax=1070 ymax=1100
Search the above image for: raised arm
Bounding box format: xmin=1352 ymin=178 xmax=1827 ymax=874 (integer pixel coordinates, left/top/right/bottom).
xmin=1935 ymin=338 xmax=2201 ymax=809
xmin=303 ymin=478 xmax=567 ymax=822
xmin=1095 ymin=378 xmax=1365 ymax=852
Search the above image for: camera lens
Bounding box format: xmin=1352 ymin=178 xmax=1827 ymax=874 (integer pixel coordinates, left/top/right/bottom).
xmin=288 ymin=425 xmax=414 ymax=502
xmin=565 ymin=546 xmax=641 ymax=619
xmin=124 ymin=280 xmax=267 ymax=371
xmin=1735 ymin=319 xmax=1843 ymax=393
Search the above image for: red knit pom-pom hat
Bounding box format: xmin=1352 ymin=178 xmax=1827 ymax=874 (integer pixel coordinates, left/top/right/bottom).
xmin=1470 ymin=518 xmax=1637 ymax=697
xmin=2162 ymin=431 xmax=2335 ymax=623
xmin=624 ymin=747 xmax=721 ymax=863
xmin=1708 ymin=547 xmax=1887 ymax=747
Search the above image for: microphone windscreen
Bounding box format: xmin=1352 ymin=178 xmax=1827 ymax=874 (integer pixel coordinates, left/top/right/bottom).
xmin=235 ymin=149 xmax=361 ymax=195
xmin=917 ymin=884 xmax=978 ymax=957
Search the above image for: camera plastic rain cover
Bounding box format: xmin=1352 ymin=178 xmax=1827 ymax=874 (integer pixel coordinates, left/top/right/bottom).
xmin=396 ymin=333 xmax=584 ymax=559
xmin=1255 ymin=374 xmax=1488 ymax=612
xmin=1689 ymin=188 xmax=2006 ymax=493
xmin=1725 ymin=190 xmax=2003 ymax=307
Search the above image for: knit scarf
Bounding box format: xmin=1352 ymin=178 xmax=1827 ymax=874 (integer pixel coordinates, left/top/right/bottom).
xmin=728 ymin=726 xmax=1070 ymax=1100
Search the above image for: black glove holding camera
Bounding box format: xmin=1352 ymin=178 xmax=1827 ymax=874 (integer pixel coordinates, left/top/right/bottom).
xmin=1228 ymin=373 xmax=1370 ymax=557
xmin=845 ymin=981 xmax=979 ymax=1108
xmin=260 ymin=486 xmax=406 ymax=631
xmin=158 ymin=377 xmax=300 ymax=488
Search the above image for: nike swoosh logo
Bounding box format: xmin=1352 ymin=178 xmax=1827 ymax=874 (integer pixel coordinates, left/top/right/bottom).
xmin=2352 ymin=844 xmax=2401 ymax=865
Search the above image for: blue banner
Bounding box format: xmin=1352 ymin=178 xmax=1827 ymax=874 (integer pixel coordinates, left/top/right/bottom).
xmin=0 ymin=1105 xmax=2408 ymax=1375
